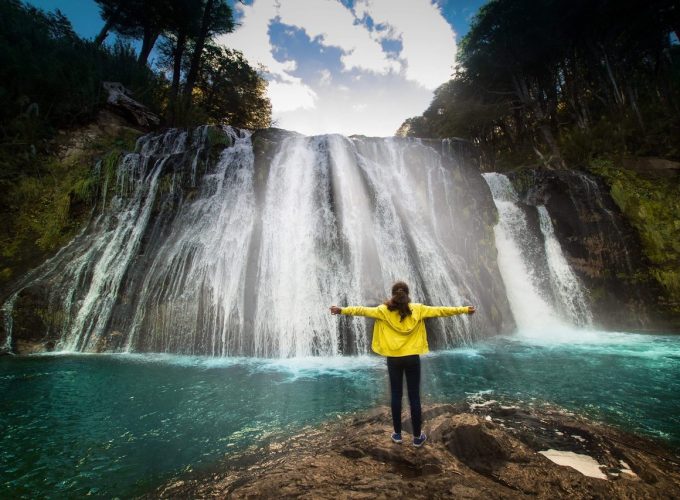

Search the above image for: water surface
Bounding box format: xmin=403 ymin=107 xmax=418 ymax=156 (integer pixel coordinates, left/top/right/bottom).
xmin=1 ymin=330 xmax=679 ymax=497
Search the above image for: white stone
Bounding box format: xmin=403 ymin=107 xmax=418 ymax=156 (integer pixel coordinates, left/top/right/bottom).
xmin=538 ymin=449 xmax=607 ymax=480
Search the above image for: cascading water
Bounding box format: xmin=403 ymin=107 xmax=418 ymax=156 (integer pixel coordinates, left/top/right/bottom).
xmin=537 ymin=206 xmax=592 ymax=326
xmin=483 ymin=173 xmax=592 ymax=331
xmin=2 ymin=127 xmax=510 ymax=357
xmin=2 ymin=134 xmax=678 ymax=500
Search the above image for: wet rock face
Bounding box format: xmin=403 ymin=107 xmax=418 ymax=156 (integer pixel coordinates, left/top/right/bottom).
xmin=154 ymin=404 xmax=680 ymax=499
xmin=508 ymin=168 xmax=675 ymax=332
xmin=3 ymin=285 xmax=61 ymax=354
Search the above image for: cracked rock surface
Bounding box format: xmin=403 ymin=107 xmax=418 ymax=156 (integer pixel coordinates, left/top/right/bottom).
xmin=153 ymin=403 xmax=680 ymax=499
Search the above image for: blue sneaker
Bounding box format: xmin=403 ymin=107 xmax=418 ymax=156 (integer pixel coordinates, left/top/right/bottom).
xmin=391 ymin=432 xmax=403 ymax=443
xmin=413 ymin=432 xmax=427 ymax=447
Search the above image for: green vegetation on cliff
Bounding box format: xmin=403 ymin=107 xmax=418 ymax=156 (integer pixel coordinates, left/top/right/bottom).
xmin=0 ymin=1 xmax=163 ymax=183
xmin=0 ymin=0 xmax=271 ymax=145
xmin=0 ymin=123 xmax=142 ymax=289
xmin=590 ymin=160 xmax=680 ymax=312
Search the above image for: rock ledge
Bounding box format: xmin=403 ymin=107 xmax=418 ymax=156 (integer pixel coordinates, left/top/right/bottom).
xmin=155 ymin=403 xmax=680 ymax=499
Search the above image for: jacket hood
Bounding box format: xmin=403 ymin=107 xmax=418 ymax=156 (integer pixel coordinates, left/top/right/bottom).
xmin=380 ymin=304 xmax=421 ymax=334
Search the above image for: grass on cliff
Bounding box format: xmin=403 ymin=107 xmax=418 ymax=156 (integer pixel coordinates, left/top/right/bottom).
xmin=0 ymin=127 xmax=142 ymax=288
xmin=590 ymin=159 xmax=680 ymax=312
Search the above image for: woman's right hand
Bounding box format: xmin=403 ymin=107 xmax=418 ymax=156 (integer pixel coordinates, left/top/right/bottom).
xmin=330 ymin=306 xmax=342 ymax=315
xmin=466 ymin=306 xmax=476 ymax=314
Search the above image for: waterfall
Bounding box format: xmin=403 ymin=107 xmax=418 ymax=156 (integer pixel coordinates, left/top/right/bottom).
xmin=2 ymin=128 xmax=508 ymax=357
xmin=537 ymin=206 xmax=592 ymax=326
xmin=483 ymin=173 xmax=592 ymax=331
xmin=124 ymin=127 xmax=257 ymax=356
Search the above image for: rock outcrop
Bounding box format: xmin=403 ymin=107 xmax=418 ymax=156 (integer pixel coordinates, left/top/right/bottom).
xmin=154 ymin=403 xmax=680 ymax=499
xmin=508 ymin=168 xmax=679 ymax=332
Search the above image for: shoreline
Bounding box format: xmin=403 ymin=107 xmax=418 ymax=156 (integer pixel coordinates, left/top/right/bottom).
xmin=152 ymin=401 xmax=680 ymax=499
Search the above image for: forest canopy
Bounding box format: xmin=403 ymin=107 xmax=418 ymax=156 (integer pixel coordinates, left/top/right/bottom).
xmin=398 ymin=0 xmax=680 ymax=169
xmin=0 ymin=0 xmax=271 ymax=164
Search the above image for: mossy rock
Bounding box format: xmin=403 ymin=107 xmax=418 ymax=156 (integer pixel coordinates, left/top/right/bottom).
xmin=589 ymin=158 xmax=680 ymax=313
xmin=0 ymin=125 xmax=144 ymax=297
xmin=206 ymin=126 xmax=233 ymax=149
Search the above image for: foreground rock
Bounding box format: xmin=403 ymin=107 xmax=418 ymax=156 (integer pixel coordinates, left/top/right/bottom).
xmin=155 ymin=403 xmax=680 ymax=499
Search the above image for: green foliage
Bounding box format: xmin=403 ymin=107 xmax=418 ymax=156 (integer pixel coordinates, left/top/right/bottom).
xmin=193 ymin=47 xmax=272 ymax=128
xmin=399 ymin=0 xmax=680 ymax=169
xmin=0 ymin=126 xmax=142 ymax=289
xmin=0 ymin=0 xmax=271 ymax=292
xmin=94 ymin=0 xmax=166 ymax=44
xmin=0 ymin=1 xmax=162 ymax=130
xmin=206 ymin=126 xmax=233 ymax=148
xmin=0 ymin=0 xmax=163 ymax=187
xmin=1 ymin=0 xmax=269 ymax=152
xmin=590 ymin=159 xmax=680 ymax=309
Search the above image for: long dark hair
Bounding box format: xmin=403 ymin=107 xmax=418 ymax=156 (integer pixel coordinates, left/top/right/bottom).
xmin=385 ymin=281 xmax=412 ymax=321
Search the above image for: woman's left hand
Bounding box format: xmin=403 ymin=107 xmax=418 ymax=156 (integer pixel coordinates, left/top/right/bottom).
xmin=330 ymin=306 xmax=342 ymax=315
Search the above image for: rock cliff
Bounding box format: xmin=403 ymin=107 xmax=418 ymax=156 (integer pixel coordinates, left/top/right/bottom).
xmin=508 ymin=167 xmax=679 ymax=332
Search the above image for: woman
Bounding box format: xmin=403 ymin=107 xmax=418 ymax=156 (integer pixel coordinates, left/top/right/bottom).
xmin=330 ymin=281 xmax=475 ymax=447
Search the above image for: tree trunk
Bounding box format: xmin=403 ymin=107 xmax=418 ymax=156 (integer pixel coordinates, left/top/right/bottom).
xmin=94 ymin=18 xmax=113 ymax=46
xmin=600 ymin=44 xmax=625 ymax=108
xmin=512 ymin=75 xmax=564 ymax=168
xmin=138 ymin=28 xmax=160 ymax=66
xmin=184 ymin=0 xmax=215 ymax=100
xmin=626 ymin=83 xmax=645 ymax=131
xmin=169 ymin=31 xmax=188 ymax=124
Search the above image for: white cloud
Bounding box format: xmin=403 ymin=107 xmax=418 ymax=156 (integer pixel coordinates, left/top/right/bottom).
xmin=268 ymin=80 xmax=318 ymax=112
xmin=220 ymin=1 xmax=293 ymax=80
xmin=318 ymin=69 xmax=332 ymax=86
xmin=277 ymin=0 xmax=401 ymax=75
xmin=275 ymin=74 xmax=433 ymax=136
xmin=216 ymin=0 xmax=458 ymax=135
xmin=218 ymin=0 xmax=317 ymax=112
xmin=355 ymin=0 xmax=457 ymax=89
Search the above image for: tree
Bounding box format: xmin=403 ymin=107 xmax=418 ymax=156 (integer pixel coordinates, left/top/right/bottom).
xmin=183 ymin=0 xmax=234 ymax=100
xmin=193 ymin=45 xmax=271 ymax=128
xmin=400 ymin=0 xmax=680 ymax=167
xmin=94 ymin=0 xmax=167 ymax=65
xmin=161 ymin=0 xmax=204 ymax=120
xmin=158 ymin=0 xmax=235 ymax=123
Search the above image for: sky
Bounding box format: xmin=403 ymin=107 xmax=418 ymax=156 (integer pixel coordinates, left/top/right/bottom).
xmin=27 ymin=0 xmax=487 ymax=136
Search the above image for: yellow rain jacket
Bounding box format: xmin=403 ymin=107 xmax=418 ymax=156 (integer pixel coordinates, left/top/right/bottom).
xmin=341 ymin=303 xmax=470 ymax=357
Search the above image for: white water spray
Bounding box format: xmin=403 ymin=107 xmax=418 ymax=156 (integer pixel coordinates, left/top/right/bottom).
xmin=2 ymin=130 xmax=492 ymax=357
xmin=483 ymin=173 xmax=592 ymax=333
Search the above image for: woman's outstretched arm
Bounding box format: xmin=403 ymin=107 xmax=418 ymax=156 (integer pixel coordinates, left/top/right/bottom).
xmin=329 ymin=305 xmax=383 ymax=319
xmin=419 ymin=305 xmax=476 ymax=318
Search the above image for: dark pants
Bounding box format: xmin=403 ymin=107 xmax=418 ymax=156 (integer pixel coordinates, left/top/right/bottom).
xmin=387 ymin=355 xmax=422 ymax=437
